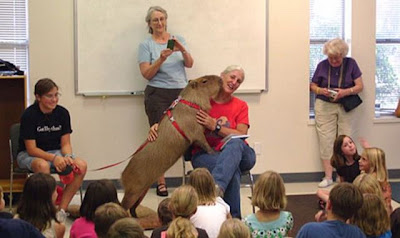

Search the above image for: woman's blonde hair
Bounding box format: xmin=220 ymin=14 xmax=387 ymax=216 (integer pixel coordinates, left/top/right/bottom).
xmin=353 ymin=173 xmax=383 ymax=198
xmin=361 ymin=147 xmax=389 ymax=183
xmin=351 ymin=193 xmax=390 ymax=236
xmin=188 ymin=168 xmax=216 ymax=205
xmin=217 ymin=218 xmax=250 ymax=238
xmin=323 ymin=38 xmax=349 ymax=57
xmin=251 ymin=170 xmax=287 ymax=211
xmin=169 ymin=185 xmax=198 ymax=218
xmin=166 ymin=217 xmax=197 ymax=238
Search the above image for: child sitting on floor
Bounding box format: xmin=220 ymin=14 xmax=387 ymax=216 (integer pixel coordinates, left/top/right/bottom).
xmin=351 ymin=193 xmax=391 ymax=238
xmin=359 ymin=147 xmax=393 ymax=213
xmin=317 ymin=135 xmax=361 ymax=204
xmin=70 ymin=179 xmax=120 ymax=238
xmin=217 ymin=218 xmax=250 ymax=238
xmin=16 ymin=173 xmax=65 ymax=238
xmin=189 ymin=168 xmax=231 ymax=238
xmin=94 ymin=202 xmax=130 ymax=238
xmin=243 ymin=170 xmax=293 ymax=238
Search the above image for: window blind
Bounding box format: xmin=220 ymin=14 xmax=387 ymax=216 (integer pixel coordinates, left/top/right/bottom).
xmin=0 ymin=0 xmax=28 ymax=71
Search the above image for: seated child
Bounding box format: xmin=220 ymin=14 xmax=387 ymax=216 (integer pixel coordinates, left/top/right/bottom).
xmin=351 ymin=193 xmax=391 ymax=238
xmin=189 ymin=168 xmax=230 ymax=238
xmin=107 ymin=217 xmax=145 ymax=238
xmin=70 ymin=179 xmax=120 ymax=238
xmin=157 ymin=198 xmax=173 ymax=226
xmin=94 ymin=202 xmax=130 ymax=238
xmin=16 ymin=173 xmax=65 ymax=238
xmin=297 ymin=183 xmax=365 ymax=238
xmin=217 ymin=218 xmax=250 ymax=238
xmin=244 ymin=170 xmax=293 ymax=238
xmin=151 ymin=185 xmax=209 ymax=238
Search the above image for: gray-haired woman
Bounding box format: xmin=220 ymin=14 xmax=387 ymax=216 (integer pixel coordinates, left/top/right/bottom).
xmin=137 ymin=6 xmax=194 ymax=197
xmin=310 ymin=38 xmax=364 ymax=188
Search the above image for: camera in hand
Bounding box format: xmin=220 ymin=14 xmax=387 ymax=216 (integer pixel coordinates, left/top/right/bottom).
xmin=328 ymin=89 xmax=338 ymax=99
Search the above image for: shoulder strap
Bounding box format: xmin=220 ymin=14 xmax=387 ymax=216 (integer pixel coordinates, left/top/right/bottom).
xmin=340 ymin=58 xmax=349 ymax=88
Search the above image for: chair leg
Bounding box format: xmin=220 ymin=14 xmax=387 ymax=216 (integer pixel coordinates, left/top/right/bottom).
xmin=247 ymin=172 xmax=255 ymax=213
xmin=182 ymin=157 xmax=186 ymax=185
xmin=79 ymin=186 xmax=83 ymax=203
xmin=9 ymin=171 xmax=13 ymax=213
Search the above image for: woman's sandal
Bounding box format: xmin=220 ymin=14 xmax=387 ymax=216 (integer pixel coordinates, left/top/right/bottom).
xmin=156 ymin=183 xmax=168 ymax=197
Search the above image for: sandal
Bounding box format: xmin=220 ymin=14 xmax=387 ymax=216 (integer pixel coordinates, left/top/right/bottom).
xmin=156 ymin=183 xmax=168 ymax=197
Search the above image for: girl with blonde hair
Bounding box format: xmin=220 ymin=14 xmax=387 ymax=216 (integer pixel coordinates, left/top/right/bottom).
xmin=217 ymin=218 xmax=250 ymax=238
xmin=350 ymin=193 xmax=391 ymax=237
xmin=244 ymin=171 xmax=293 ymax=238
xmin=189 ymin=168 xmax=230 ymax=238
xmin=353 ymin=173 xmax=383 ymax=198
xmin=359 ymin=147 xmax=392 ymax=213
xmin=150 ymin=185 xmax=208 ymax=238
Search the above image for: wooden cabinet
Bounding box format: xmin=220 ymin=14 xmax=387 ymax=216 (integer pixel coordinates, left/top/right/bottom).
xmin=0 ymin=75 xmax=27 ymax=192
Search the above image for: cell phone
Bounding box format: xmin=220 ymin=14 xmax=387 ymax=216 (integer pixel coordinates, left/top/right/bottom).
xmin=167 ymin=39 xmax=175 ymax=50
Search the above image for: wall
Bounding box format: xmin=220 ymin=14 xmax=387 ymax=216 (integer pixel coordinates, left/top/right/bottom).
xmin=28 ymin=0 xmax=399 ymax=181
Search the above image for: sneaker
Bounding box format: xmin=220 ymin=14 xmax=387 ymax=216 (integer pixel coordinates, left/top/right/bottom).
xmin=56 ymin=209 xmax=69 ymax=223
xmin=318 ymin=178 xmax=333 ymax=188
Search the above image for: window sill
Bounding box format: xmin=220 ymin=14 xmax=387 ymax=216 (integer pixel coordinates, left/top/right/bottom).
xmin=373 ymin=116 xmax=400 ymax=124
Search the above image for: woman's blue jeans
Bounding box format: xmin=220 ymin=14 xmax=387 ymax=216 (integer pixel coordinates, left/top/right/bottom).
xmin=191 ymin=138 xmax=256 ymax=218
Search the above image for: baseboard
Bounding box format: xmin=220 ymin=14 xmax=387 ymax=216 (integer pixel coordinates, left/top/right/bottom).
xmin=80 ymin=169 xmax=400 ymax=190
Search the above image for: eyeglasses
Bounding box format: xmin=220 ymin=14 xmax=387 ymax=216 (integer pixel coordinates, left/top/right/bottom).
xmin=43 ymin=92 xmax=61 ymax=99
xmin=151 ymin=17 xmax=165 ymax=24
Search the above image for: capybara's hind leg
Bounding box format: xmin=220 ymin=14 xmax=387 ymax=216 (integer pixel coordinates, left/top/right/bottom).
xmin=129 ymin=189 xmax=148 ymax=217
xmin=121 ymin=189 xmax=141 ymax=211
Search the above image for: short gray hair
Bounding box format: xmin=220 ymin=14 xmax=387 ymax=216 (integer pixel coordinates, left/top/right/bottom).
xmin=145 ymin=6 xmax=168 ymax=34
xmin=323 ymin=38 xmax=349 ymax=57
xmin=222 ymin=65 xmax=245 ymax=80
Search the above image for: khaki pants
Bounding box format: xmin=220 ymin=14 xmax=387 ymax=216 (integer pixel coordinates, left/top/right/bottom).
xmin=315 ymin=99 xmax=355 ymax=160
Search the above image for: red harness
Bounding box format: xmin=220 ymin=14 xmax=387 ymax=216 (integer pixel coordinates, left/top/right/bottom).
xmin=164 ymin=97 xmax=201 ymax=141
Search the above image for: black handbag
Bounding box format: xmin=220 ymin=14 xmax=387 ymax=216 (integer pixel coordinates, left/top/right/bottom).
xmin=339 ymin=94 xmax=363 ymax=112
xmin=337 ymin=58 xmax=362 ymax=112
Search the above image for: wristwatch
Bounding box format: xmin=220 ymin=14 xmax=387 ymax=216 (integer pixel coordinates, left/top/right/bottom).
xmin=214 ymin=124 xmax=221 ymax=134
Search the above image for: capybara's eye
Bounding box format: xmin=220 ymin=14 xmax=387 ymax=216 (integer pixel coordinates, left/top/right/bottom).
xmin=202 ymin=80 xmax=208 ymax=83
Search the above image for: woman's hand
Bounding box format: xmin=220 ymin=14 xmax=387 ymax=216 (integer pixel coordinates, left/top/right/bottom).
xmin=332 ymin=88 xmax=349 ymax=102
xmin=160 ymin=49 xmax=173 ymax=61
xmin=148 ymin=123 xmax=159 ymax=142
xmin=172 ymin=37 xmax=185 ymax=52
xmin=196 ymin=110 xmax=217 ymax=131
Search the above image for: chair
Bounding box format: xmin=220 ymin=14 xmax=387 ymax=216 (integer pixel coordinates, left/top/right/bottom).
xmin=182 ymin=147 xmax=256 ymax=213
xmin=9 ymin=123 xmax=83 ymax=212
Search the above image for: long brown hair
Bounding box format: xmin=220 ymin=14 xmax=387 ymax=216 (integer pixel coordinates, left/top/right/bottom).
xmin=330 ymin=135 xmax=360 ymax=169
xmin=188 ymin=168 xmax=217 ymax=205
xmin=17 ymin=173 xmax=58 ymax=231
xmin=351 ymin=193 xmax=390 ymax=236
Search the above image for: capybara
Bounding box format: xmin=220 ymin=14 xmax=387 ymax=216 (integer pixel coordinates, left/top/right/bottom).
xmin=121 ymin=75 xmax=222 ymax=210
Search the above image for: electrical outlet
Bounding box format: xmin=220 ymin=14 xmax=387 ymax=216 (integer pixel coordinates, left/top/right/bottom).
xmin=254 ymin=142 xmax=262 ymax=155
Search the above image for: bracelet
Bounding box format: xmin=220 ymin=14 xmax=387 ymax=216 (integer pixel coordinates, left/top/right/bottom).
xmin=64 ymin=153 xmax=76 ymax=159
xmin=350 ymin=87 xmax=354 ymax=94
xmin=52 ymin=154 xmax=57 ymax=162
xmin=316 ymin=87 xmax=320 ymax=95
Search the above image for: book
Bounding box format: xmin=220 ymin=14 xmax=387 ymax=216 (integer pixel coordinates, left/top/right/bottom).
xmin=220 ymin=134 xmax=250 ymax=150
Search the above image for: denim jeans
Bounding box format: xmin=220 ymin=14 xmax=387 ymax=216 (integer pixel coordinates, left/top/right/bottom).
xmin=191 ymin=138 xmax=256 ymax=218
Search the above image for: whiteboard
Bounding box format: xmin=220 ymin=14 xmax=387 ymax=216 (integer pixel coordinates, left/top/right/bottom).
xmin=74 ymin=0 xmax=267 ymax=96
